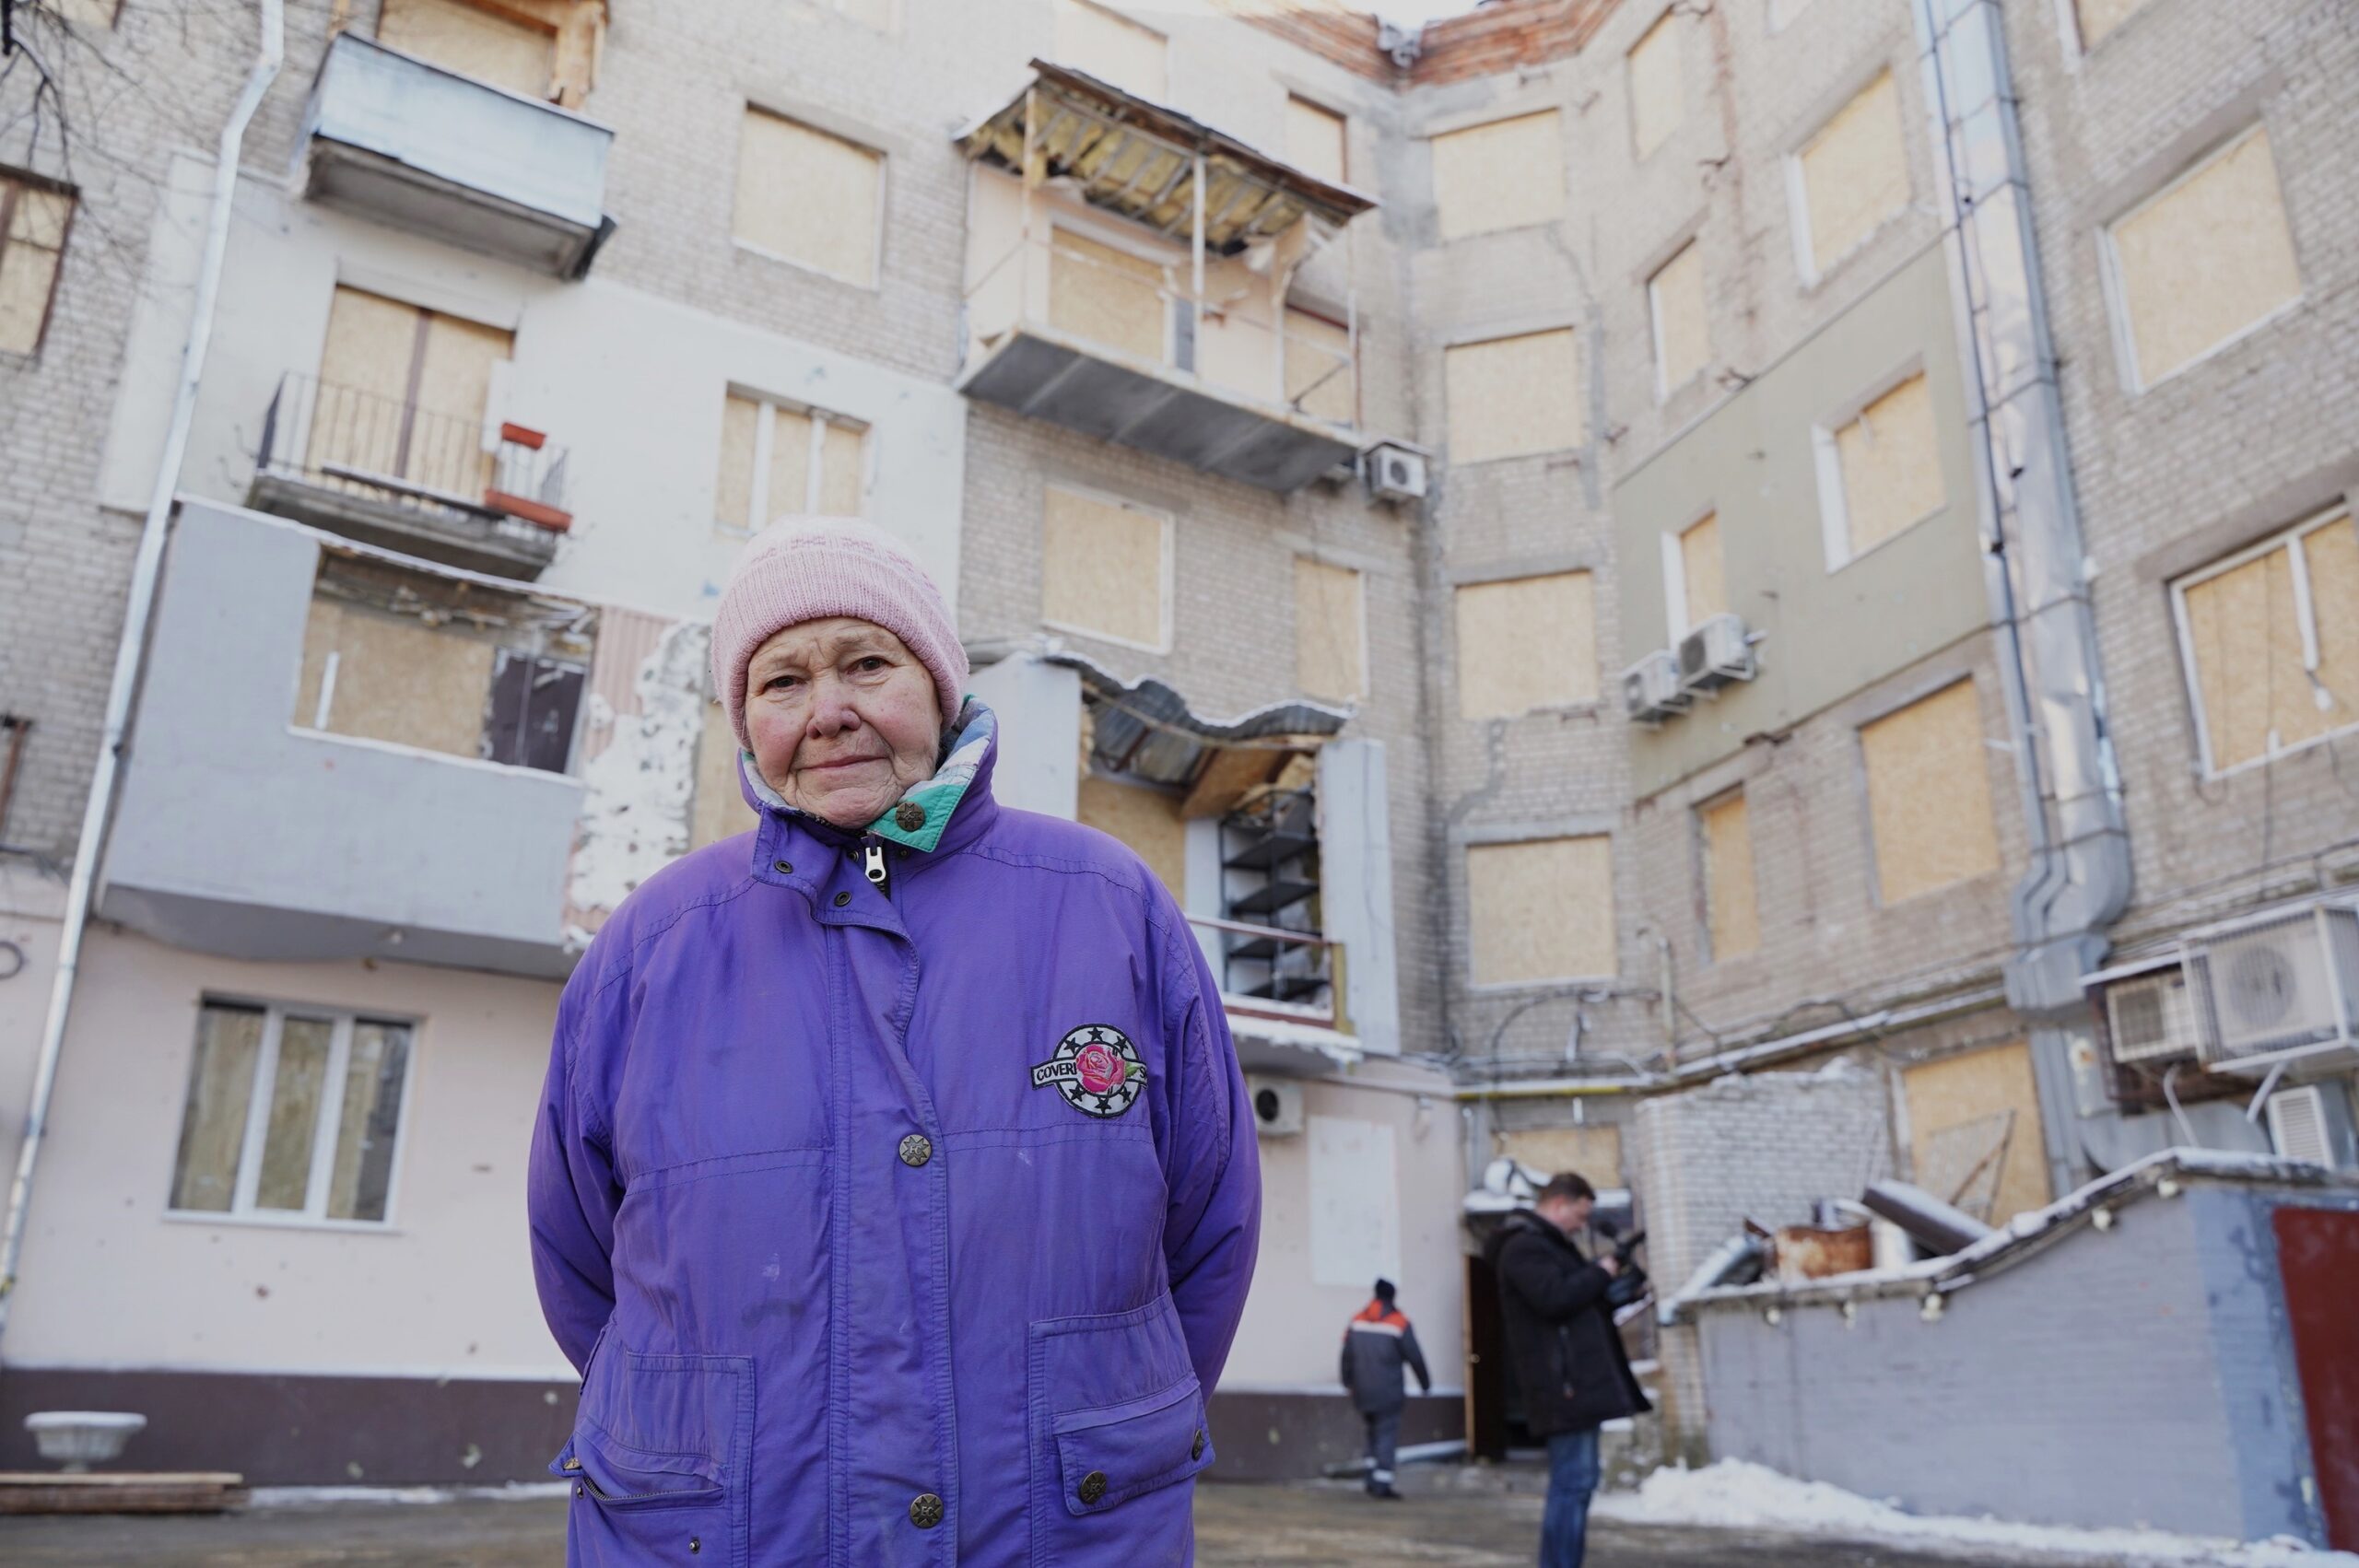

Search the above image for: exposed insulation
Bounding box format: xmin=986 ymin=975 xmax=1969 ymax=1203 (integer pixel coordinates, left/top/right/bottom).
xmin=1284 ymin=307 xmax=1355 ymax=425
xmin=569 ymin=620 xmax=710 ymax=926
xmin=1650 ymin=241 xmax=1709 ymax=396
xmin=1049 ymin=228 xmax=1167 ymax=364
xmin=735 ymin=109 xmax=882 ymax=287
xmin=2179 ymin=514 xmax=2359 ymax=773
xmin=690 ymin=699 xmax=757 ymax=850
xmin=1835 ymin=371 xmax=1942 ymax=556
xmin=1042 ymin=486 xmax=1167 ymax=648
xmin=1495 ymin=1125 xmax=1623 ymax=1186
xmin=294 ymin=598 xmax=498 ymax=759
xmin=1054 ymin=0 xmax=1168 ymax=102
xmin=1627 ymin=10 xmax=1684 ymax=160
xmin=1699 ymin=790 xmax=1758 ymax=960
xmin=0 ymin=178 xmax=72 ymax=356
xmin=1902 ymin=1042 xmax=2051 ymax=1224
xmin=2074 ymin=0 xmax=2151 ymax=47
xmin=1293 ymin=556 xmax=1365 ymax=702
xmin=1445 ymin=328 xmax=1583 ymax=463
xmin=377 ymin=0 xmax=555 ymax=99
xmin=1076 ymin=775 xmax=1188 ymax=898
xmin=1680 ymin=512 xmax=1726 ymax=629
xmin=1431 ymin=111 xmax=1566 ymax=242
xmin=1180 ymin=743 xmax=1290 ymax=820
xmin=1467 ymin=835 xmax=1617 ymax=985
xmin=1285 ymin=95 xmax=1347 ymax=186
xmin=1859 ymin=678 xmax=2001 ymax=905
xmin=1455 ymin=571 xmax=1596 ymax=720
xmin=1799 ymin=71 xmax=1908 ymax=275
xmin=2112 ymin=126 xmax=2301 ymax=387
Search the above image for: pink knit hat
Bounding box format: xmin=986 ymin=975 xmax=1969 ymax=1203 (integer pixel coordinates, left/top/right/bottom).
xmin=712 ymin=520 xmax=968 ymax=750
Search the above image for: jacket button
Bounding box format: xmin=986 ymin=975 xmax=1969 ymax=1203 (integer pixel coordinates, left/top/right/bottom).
xmin=688 ymin=1538 xmax=700 ymax=1554
xmin=1191 ymin=1428 xmax=1205 ymax=1460
xmin=833 ymin=891 xmax=851 ymax=907
xmin=898 ymin=1134 xmax=933 ymax=1168
xmin=773 ymin=860 xmax=792 ymax=875
xmin=1078 ymin=1470 xmax=1108 ymax=1504
xmin=910 ymin=1492 xmax=945 ymax=1528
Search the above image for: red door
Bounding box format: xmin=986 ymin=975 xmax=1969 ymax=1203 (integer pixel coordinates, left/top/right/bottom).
xmin=2276 ymin=1207 xmax=2359 ymax=1550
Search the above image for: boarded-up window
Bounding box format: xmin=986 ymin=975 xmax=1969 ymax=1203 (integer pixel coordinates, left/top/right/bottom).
xmin=1050 ymin=228 xmax=1167 ymax=364
xmin=1649 ymin=241 xmax=1708 ymax=398
xmin=1627 ymin=11 xmax=1684 ymax=160
xmin=1902 ymin=1043 xmax=2050 ymax=1224
xmin=735 ymin=110 xmax=882 ymax=287
xmin=1468 ymin=836 xmax=1616 ymax=984
xmin=378 ymin=0 xmax=556 ymax=99
xmin=1053 ymin=0 xmax=1167 ymax=100
xmin=2073 ymin=0 xmax=2151 ymax=47
xmin=2175 ymin=510 xmax=2359 ymax=775
xmin=714 ymin=392 xmax=866 ymax=533
xmin=1860 ymin=679 xmax=2001 ymax=905
xmin=2108 ymin=126 xmax=2301 ymax=390
xmin=1077 ymin=776 xmax=1187 ymax=898
xmin=1286 ymin=95 xmax=1347 ymax=186
xmin=691 ymin=700 xmax=759 ymax=849
xmin=1493 ymin=1125 xmax=1623 ymax=1186
xmin=1445 ymin=329 xmax=1582 ymax=463
xmin=312 ymin=286 xmax=513 ymax=501
xmin=1456 ymin=571 xmax=1596 ymax=720
xmin=1431 ymin=111 xmax=1566 ymax=242
xmin=1795 ymin=71 xmax=1908 ymax=278
xmin=1827 ymin=370 xmax=1942 ymax=559
xmin=1295 ymin=556 xmax=1365 ymax=702
xmin=53 ymin=0 xmax=122 ymax=27
xmin=1042 ymin=486 xmax=1168 ymax=649
xmin=1677 ymin=512 xmax=1726 ymax=634
xmin=295 ymin=597 xmax=499 ymax=760
xmin=1698 ymin=790 xmax=1759 ymax=961
xmin=0 ymin=170 xmax=74 ymax=357
xmin=1284 ymin=307 xmax=1354 ymax=424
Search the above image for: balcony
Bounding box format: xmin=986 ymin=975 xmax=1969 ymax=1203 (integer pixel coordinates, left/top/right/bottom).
xmin=249 ymin=372 xmax=572 ymax=579
xmin=957 ymin=64 xmax=1375 ymax=492
xmin=299 ymin=30 xmax=616 ymax=277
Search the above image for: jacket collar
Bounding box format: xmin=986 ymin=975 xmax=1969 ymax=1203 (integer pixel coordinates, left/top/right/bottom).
xmin=741 ymin=698 xmax=1002 ymax=870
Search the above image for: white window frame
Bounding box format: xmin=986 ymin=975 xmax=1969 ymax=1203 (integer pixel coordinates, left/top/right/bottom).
xmin=1812 ymin=354 xmax=1937 ymax=573
xmin=2097 ymin=123 xmax=2304 ymax=397
xmin=164 ymin=1000 xmax=419 ymax=1233
xmin=1040 ymin=481 xmax=1177 ymax=656
xmin=715 ymin=390 xmax=871 ymax=536
xmin=1648 ymin=240 xmax=1706 ymax=404
xmin=731 ymin=106 xmax=889 ymax=292
xmin=2170 ymin=507 xmax=2358 ymax=780
xmin=1784 ymin=75 xmax=1911 ymax=289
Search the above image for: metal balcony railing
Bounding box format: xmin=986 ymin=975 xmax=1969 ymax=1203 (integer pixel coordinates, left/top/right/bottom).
xmin=1189 ymin=914 xmax=1349 ymax=1036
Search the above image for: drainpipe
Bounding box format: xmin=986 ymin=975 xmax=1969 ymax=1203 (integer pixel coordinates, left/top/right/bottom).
xmin=0 ymin=0 xmax=286 ymax=1349
xmin=1913 ymin=1 xmax=2130 ymax=1197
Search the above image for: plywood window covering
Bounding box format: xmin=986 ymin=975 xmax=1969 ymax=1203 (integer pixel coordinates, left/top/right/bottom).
xmin=294 ymin=596 xmax=501 ymax=760
xmin=1455 ymin=571 xmax=1596 ymax=720
xmin=1494 ymin=1125 xmax=1622 ymax=1186
xmin=1901 ymin=1042 xmax=2051 ymax=1223
xmin=1444 ymin=329 xmax=1583 ymax=463
xmin=1431 ymin=111 xmax=1567 ymax=242
xmin=1698 ymin=790 xmax=1759 ymax=961
xmin=691 ymin=700 xmax=759 ymax=849
xmin=1859 ymin=678 xmax=2001 ymax=905
xmin=377 ymin=0 xmax=557 ymax=100
xmin=1077 ymin=776 xmax=1188 ymax=898
xmin=1042 ymin=485 xmax=1169 ymax=649
xmin=1049 ymin=228 xmax=1168 ymax=365
xmin=1053 ymin=0 xmax=1168 ymax=101
xmin=1468 ymin=835 xmax=1617 ymax=985
xmin=53 ymin=0 xmax=122 ymax=29
xmin=1284 ymin=307 xmax=1354 ymax=425
xmin=168 ymin=1000 xmax=414 ymax=1225
xmin=0 ymin=170 xmax=74 ymax=357
xmin=2107 ymin=126 xmax=2301 ymax=391
xmin=2073 ymin=0 xmax=2151 ymax=48
xmin=1794 ymin=71 xmax=1908 ymax=279
xmin=2174 ymin=509 xmax=2359 ymax=776
xmin=1627 ymin=11 xmax=1684 ymax=161
xmin=312 ymin=285 xmax=514 ymax=499
xmin=1678 ymin=512 xmax=1727 ymax=632
xmin=714 ymin=391 xmax=867 ymax=534
xmin=1285 ymin=95 xmax=1347 ymax=186
xmin=1649 ymin=241 xmax=1708 ymax=399
xmin=734 ymin=109 xmax=883 ymax=287
xmin=1829 ymin=370 xmax=1942 ymax=559
xmin=1294 ymin=556 xmax=1366 ymax=702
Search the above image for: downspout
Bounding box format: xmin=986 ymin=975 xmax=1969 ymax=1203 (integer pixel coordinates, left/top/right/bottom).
xmin=0 ymin=0 xmax=286 ymax=1348
xmin=1912 ymin=1 xmax=2130 ymax=1195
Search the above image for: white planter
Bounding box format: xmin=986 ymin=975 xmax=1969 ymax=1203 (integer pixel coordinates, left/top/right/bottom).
xmin=25 ymin=1410 xmax=147 ymax=1472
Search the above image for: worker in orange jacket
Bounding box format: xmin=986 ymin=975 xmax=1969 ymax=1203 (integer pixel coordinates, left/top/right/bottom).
xmin=1339 ymin=1278 xmax=1431 ymax=1499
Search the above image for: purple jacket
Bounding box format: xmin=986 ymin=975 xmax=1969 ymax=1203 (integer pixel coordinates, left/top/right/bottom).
xmin=528 ymin=705 xmax=1260 ymax=1566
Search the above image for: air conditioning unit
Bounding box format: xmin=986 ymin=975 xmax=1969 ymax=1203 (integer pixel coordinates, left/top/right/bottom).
xmin=1247 ymin=1075 xmax=1304 ymax=1137
xmin=1677 ymin=613 xmax=1757 ymax=694
xmin=2103 ymin=966 xmax=2200 ymax=1065
xmin=2265 ymin=1085 xmax=2334 ymax=1166
xmin=1620 ymin=649 xmax=1688 ymax=724
xmin=1359 ymin=440 xmax=1429 ymax=503
xmin=2184 ymin=900 xmax=2359 ymax=1073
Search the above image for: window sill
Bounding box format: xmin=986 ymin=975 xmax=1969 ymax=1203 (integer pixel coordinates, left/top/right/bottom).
xmin=162 ymin=1209 xmax=403 ymax=1236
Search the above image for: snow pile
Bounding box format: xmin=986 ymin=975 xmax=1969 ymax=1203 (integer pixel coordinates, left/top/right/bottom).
xmin=1595 ymin=1461 xmax=2355 ymax=1566
xmin=251 ymin=1481 xmax=570 ymax=1507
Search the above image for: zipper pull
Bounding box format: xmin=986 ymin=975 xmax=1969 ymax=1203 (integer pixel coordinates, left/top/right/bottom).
xmin=863 ymin=838 xmax=889 ymax=890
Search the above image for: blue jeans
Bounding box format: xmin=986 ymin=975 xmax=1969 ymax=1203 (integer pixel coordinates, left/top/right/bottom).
xmin=1540 ymin=1426 xmax=1601 ymax=1568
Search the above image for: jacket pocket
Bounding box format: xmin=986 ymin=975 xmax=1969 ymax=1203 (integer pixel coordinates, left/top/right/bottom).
xmin=1052 ymin=1376 xmax=1213 ymax=1516
xmin=1027 ymin=1293 xmax=1210 ymax=1567
xmin=550 ymin=1347 xmax=753 ymax=1567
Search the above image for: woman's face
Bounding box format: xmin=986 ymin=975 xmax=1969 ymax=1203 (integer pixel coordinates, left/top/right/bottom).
xmin=745 ymin=617 xmax=944 ymax=829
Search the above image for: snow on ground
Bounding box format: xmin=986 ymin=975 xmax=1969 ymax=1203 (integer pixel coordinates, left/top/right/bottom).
xmin=1595 ymin=1461 xmax=2356 ymax=1566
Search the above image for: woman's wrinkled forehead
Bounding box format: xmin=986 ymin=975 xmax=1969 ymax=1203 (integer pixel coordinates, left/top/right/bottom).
xmin=747 ymin=616 xmax=911 ymax=673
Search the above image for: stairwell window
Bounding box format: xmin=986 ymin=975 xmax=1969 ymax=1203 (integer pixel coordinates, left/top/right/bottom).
xmin=735 ymin=109 xmax=884 ymax=287
xmin=1444 ymin=328 xmax=1583 ymax=463
xmin=0 ymin=169 xmax=75 ymax=357
xmin=1455 ymin=571 xmax=1597 ymax=719
xmin=168 ymin=1001 xmax=416 ymax=1227
xmin=2172 ymin=509 xmax=2359 ymax=777
xmin=714 ymin=392 xmax=868 ymax=534
xmin=1467 ymin=835 xmax=1618 ymax=985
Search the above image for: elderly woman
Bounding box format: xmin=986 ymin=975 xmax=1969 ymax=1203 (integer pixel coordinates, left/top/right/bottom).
xmin=528 ymin=521 xmax=1260 ymax=1566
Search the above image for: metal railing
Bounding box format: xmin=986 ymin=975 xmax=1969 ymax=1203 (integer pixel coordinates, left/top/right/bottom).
xmin=1188 ymin=913 xmax=1350 ymax=1035
xmin=255 ymin=372 xmax=572 ymax=544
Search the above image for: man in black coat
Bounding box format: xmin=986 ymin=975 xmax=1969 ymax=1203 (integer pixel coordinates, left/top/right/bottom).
xmin=1339 ymin=1278 xmax=1431 ymax=1498
xmin=1485 ymin=1173 xmax=1650 ymax=1568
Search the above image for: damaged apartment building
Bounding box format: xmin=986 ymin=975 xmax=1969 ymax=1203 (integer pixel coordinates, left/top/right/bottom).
xmin=0 ymin=0 xmax=2353 ymax=1532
